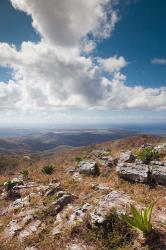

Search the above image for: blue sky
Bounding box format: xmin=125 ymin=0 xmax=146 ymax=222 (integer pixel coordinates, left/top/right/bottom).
xmin=0 ymin=0 xmax=166 ymax=126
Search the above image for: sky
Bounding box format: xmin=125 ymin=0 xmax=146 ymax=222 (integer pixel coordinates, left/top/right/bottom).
xmin=0 ymin=0 xmax=166 ymax=127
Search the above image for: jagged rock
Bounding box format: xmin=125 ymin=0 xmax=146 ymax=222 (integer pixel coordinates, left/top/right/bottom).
xmin=5 ymin=220 xmax=23 ymax=238
xmin=119 ymin=151 xmax=135 ymax=163
xmin=4 ymin=208 xmax=39 ymax=238
xmin=153 ymin=207 xmax=166 ymax=226
xmin=91 ymin=191 xmax=133 ymax=224
xmin=18 ymin=220 xmax=44 ymax=241
xmin=152 ymin=165 xmax=166 ymax=186
xmin=116 ymin=163 xmax=148 ymax=183
xmin=79 ymin=160 xmax=99 ymax=176
xmin=154 ymin=143 xmax=166 ymax=151
xmin=67 ymin=244 xmax=88 ymax=250
xmin=141 ymin=143 xmax=153 ymax=149
xmin=52 ymin=225 xmax=62 ymax=236
xmin=44 ymin=183 xmax=61 ymax=197
xmin=49 ymin=193 xmax=74 ymax=216
xmin=91 ymin=183 xmax=110 ymax=191
xmin=67 ymin=167 xmax=77 ymax=175
xmin=13 ymin=183 xmax=39 ymax=190
xmin=25 ymin=247 xmax=38 ymax=250
xmin=151 ymin=160 xmax=166 ymax=166
xmin=68 ymin=203 xmax=92 ymax=225
xmin=72 ymin=172 xmax=82 ymax=181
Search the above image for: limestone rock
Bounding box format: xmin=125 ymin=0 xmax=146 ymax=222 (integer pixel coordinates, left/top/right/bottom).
xmin=11 ymin=175 xmax=24 ymax=186
xmin=79 ymin=160 xmax=99 ymax=176
xmin=91 ymin=191 xmax=133 ymax=224
xmin=68 ymin=203 xmax=92 ymax=225
xmin=91 ymin=183 xmax=110 ymax=191
xmin=119 ymin=151 xmax=135 ymax=163
xmin=44 ymin=183 xmax=61 ymax=197
xmin=152 ymin=165 xmax=166 ymax=186
xmin=116 ymin=163 xmax=148 ymax=183
xmin=49 ymin=193 xmax=74 ymax=216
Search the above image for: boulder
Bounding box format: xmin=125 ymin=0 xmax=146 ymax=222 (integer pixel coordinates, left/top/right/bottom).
xmin=119 ymin=151 xmax=135 ymax=163
xmin=43 ymin=183 xmax=61 ymax=197
xmin=152 ymin=165 xmax=166 ymax=186
xmin=5 ymin=220 xmax=23 ymax=238
xmin=18 ymin=220 xmax=44 ymax=241
xmin=150 ymin=160 xmax=165 ymax=166
xmin=68 ymin=203 xmax=92 ymax=225
xmin=90 ymin=191 xmax=133 ymax=225
xmin=49 ymin=193 xmax=74 ymax=216
xmin=154 ymin=143 xmax=166 ymax=151
xmin=116 ymin=163 xmax=148 ymax=183
xmin=79 ymin=160 xmax=99 ymax=176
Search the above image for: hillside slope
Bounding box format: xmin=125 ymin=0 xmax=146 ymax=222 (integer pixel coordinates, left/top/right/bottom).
xmin=0 ymin=135 xmax=165 ymax=250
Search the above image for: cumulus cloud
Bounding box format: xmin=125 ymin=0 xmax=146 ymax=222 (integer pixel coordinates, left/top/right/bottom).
xmin=151 ymin=58 xmax=166 ymax=65
xmin=0 ymin=0 xmax=166 ymax=118
xmin=10 ymin=0 xmax=119 ymax=47
xmin=98 ymin=56 xmax=128 ymax=73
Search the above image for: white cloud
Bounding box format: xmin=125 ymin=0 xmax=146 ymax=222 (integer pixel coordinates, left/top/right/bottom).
xmin=151 ymin=58 xmax=166 ymax=65
xmin=0 ymin=0 xmax=166 ymax=121
xmin=98 ymin=55 xmax=128 ymax=73
xmin=11 ymin=0 xmax=119 ymax=47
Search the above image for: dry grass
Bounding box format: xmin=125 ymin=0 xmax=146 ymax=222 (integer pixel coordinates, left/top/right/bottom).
xmin=0 ymin=135 xmax=165 ymax=249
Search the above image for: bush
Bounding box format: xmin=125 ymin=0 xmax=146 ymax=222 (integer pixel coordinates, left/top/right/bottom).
xmin=81 ymin=210 xmax=134 ymax=250
xmin=137 ymin=147 xmax=159 ymax=164
xmin=4 ymin=180 xmax=16 ymax=191
xmin=20 ymin=169 xmax=29 ymax=178
xmin=42 ymin=165 xmax=54 ymax=175
xmin=122 ymin=203 xmax=154 ymax=236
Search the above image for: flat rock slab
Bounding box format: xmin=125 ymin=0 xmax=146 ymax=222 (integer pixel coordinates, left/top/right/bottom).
xmin=91 ymin=191 xmax=133 ymax=224
xmin=116 ymin=163 xmax=148 ymax=183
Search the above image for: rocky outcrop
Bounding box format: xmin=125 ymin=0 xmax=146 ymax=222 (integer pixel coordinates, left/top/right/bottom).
xmin=78 ymin=160 xmax=99 ymax=176
xmin=47 ymin=192 xmax=75 ymax=216
xmin=68 ymin=203 xmax=92 ymax=225
xmin=90 ymin=191 xmax=133 ymax=224
xmin=152 ymin=165 xmax=166 ymax=186
xmin=119 ymin=151 xmax=135 ymax=163
xmin=116 ymin=163 xmax=149 ymax=183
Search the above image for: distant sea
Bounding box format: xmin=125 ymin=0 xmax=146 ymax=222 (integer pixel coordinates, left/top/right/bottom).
xmin=0 ymin=123 xmax=165 ymax=137
xmin=108 ymin=124 xmax=166 ymax=136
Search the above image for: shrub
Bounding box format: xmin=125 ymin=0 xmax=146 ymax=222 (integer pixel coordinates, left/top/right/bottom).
xmin=20 ymin=169 xmax=29 ymax=178
xmin=137 ymin=147 xmax=159 ymax=164
xmin=4 ymin=180 xmax=16 ymax=191
xmin=75 ymin=156 xmax=87 ymax=163
xmin=83 ymin=210 xmax=133 ymax=250
xmin=122 ymin=203 xmax=154 ymax=236
xmin=42 ymin=165 xmax=54 ymax=175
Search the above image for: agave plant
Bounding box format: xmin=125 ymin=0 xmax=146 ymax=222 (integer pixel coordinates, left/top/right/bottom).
xmin=42 ymin=165 xmax=54 ymax=175
xmin=122 ymin=203 xmax=154 ymax=235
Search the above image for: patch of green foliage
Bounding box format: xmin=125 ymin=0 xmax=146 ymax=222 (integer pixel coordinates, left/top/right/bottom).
xmin=137 ymin=147 xmax=159 ymax=164
xmin=42 ymin=165 xmax=54 ymax=175
xmin=20 ymin=169 xmax=29 ymax=178
xmin=122 ymin=203 xmax=154 ymax=236
xmin=83 ymin=210 xmax=134 ymax=250
xmin=75 ymin=156 xmax=88 ymax=163
xmin=4 ymin=180 xmax=16 ymax=191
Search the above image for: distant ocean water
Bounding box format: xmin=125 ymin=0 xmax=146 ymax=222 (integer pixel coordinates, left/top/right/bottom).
xmin=108 ymin=124 xmax=166 ymax=136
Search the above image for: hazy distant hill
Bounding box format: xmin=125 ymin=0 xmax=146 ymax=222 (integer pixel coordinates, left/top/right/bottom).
xmin=0 ymin=129 xmax=136 ymax=153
